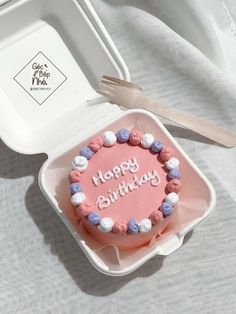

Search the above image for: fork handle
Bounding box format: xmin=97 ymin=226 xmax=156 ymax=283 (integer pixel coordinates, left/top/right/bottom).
xmin=134 ymin=96 xmax=236 ymax=147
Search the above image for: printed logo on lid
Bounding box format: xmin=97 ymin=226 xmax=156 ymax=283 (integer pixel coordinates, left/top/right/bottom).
xmin=13 ymin=51 xmax=67 ymax=105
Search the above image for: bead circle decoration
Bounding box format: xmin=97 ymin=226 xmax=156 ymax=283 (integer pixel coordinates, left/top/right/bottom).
xmin=69 ymin=128 xmax=182 ymax=235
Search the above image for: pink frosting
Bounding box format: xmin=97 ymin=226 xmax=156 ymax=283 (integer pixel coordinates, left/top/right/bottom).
xmin=167 ymin=179 xmax=182 ymax=193
xmin=69 ymin=170 xmax=81 ymax=183
xmin=129 ymin=130 xmax=142 ymax=145
xmin=88 ymin=137 xmax=104 ymax=152
xmin=112 ymin=220 xmax=128 ymax=235
xmin=75 ymin=202 xmax=91 ymax=218
xmin=149 ymin=210 xmax=163 ymax=225
xmin=160 ymin=147 xmax=174 ymax=161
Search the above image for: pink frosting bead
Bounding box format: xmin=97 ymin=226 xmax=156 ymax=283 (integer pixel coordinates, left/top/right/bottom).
xmin=75 ymin=202 xmax=91 ymax=218
xmin=167 ymin=179 xmax=182 ymax=193
xmin=112 ymin=220 xmax=128 ymax=235
xmin=129 ymin=130 xmax=142 ymax=145
xmin=88 ymin=137 xmax=104 ymax=152
xmin=160 ymin=147 xmax=174 ymax=161
xmin=69 ymin=170 xmax=81 ymax=183
xmin=149 ymin=210 xmax=163 ymax=225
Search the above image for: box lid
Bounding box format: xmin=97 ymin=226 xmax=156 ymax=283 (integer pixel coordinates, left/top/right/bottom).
xmin=0 ymin=0 xmax=129 ymax=155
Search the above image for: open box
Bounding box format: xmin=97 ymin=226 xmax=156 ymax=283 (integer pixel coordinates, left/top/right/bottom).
xmin=0 ymin=0 xmax=216 ymax=276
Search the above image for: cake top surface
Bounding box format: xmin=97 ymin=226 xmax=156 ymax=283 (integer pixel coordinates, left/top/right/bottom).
xmin=79 ymin=142 xmax=167 ymax=221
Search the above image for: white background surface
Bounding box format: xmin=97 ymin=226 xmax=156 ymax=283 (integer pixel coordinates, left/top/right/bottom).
xmin=0 ymin=1 xmax=236 ymax=313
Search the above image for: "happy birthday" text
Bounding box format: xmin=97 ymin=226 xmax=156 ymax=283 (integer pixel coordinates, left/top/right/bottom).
xmin=91 ymin=157 xmax=161 ymax=210
xmin=92 ymin=157 xmax=139 ymax=186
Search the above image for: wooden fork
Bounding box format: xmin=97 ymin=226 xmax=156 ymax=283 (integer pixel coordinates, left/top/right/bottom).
xmin=98 ymin=75 xmax=236 ymax=148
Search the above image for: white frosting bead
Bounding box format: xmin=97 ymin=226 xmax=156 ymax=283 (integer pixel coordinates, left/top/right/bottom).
xmin=165 ymin=157 xmax=180 ymax=170
xmin=141 ymin=133 xmax=155 ymax=148
xmin=102 ymin=131 xmax=117 ymax=147
xmin=71 ymin=192 xmax=86 ymax=206
xmin=138 ymin=219 xmax=152 ymax=233
xmin=98 ymin=217 xmax=114 ymax=232
xmin=165 ymin=192 xmax=179 ymax=206
xmin=72 ymin=156 xmax=88 ymax=172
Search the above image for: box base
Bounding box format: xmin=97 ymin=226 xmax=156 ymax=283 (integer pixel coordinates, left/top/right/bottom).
xmin=39 ymin=109 xmax=216 ymax=275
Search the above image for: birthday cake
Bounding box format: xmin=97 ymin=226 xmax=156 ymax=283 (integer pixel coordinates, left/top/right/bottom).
xmin=68 ymin=128 xmax=182 ymax=250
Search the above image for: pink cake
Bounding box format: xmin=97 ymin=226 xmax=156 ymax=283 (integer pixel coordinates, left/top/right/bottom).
xmin=68 ymin=128 xmax=182 ymax=250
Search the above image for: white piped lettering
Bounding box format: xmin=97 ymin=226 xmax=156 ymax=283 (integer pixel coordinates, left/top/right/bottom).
xmin=96 ymin=170 xmax=161 ymax=210
xmin=91 ymin=157 xmax=139 ymax=186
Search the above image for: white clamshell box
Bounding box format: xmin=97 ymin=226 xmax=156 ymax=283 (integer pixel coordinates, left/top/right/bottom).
xmin=0 ymin=0 xmax=216 ymax=276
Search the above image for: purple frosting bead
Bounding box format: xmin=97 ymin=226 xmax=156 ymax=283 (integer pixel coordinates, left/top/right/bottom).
xmin=87 ymin=212 xmax=100 ymax=225
xmin=80 ymin=147 xmax=94 ymax=160
xmin=127 ymin=219 xmax=139 ymax=234
xmin=160 ymin=202 xmax=173 ymax=216
xmin=116 ymin=128 xmax=130 ymax=143
xmin=151 ymin=140 xmax=163 ymax=153
xmin=168 ymin=169 xmax=181 ymax=180
xmin=70 ymin=183 xmax=81 ymax=195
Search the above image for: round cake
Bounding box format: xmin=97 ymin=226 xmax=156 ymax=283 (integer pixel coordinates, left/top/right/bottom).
xmin=68 ymin=128 xmax=182 ymax=250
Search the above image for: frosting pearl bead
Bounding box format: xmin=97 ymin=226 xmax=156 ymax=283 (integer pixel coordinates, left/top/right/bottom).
xmin=103 ymin=131 xmax=117 ymax=147
xmin=141 ymin=133 xmax=154 ymax=148
xmin=168 ymin=169 xmax=181 ymax=180
xmin=71 ymin=192 xmax=86 ymax=206
xmin=72 ymin=155 xmax=88 ymax=172
xmin=75 ymin=202 xmax=91 ymax=218
xmin=80 ymin=147 xmax=94 ymax=160
xmin=138 ymin=219 xmax=152 ymax=233
xmin=167 ymin=179 xmax=182 ymax=193
xmin=149 ymin=210 xmax=163 ymax=225
xmin=113 ymin=220 xmax=128 ymax=234
xmin=70 ymin=183 xmax=82 ymax=195
xmin=88 ymin=137 xmax=103 ymax=152
xmin=160 ymin=202 xmax=173 ymax=216
xmin=98 ymin=217 xmax=114 ymax=232
xmin=165 ymin=192 xmax=179 ymax=206
xmin=160 ymin=147 xmax=174 ymax=161
xmin=151 ymin=140 xmax=163 ymax=153
xmin=87 ymin=212 xmax=100 ymax=225
xmin=116 ymin=128 xmax=130 ymax=143
xmin=69 ymin=170 xmax=81 ymax=183
xmin=127 ymin=219 xmax=139 ymax=234
xmin=129 ymin=130 xmax=142 ymax=145
xmin=165 ymin=157 xmax=180 ymax=170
